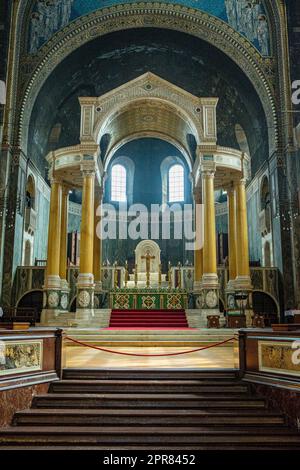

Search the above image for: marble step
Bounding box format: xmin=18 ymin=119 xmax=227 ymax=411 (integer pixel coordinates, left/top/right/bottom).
xmin=49 ymin=379 xmax=249 ymax=394
xmin=31 ymin=393 xmax=266 ymax=409
xmin=13 ymin=408 xmax=285 ymax=427
xmin=62 ymin=368 xmax=238 ymax=380
xmin=64 ymin=340 xmax=234 ymax=347
xmin=66 ymin=328 xmax=236 ymax=335
xmin=1 ymin=426 xmax=299 ymax=448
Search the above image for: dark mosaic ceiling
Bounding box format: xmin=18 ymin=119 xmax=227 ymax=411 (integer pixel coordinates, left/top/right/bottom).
xmin=28 ymin=27 xmax=268 ymax=179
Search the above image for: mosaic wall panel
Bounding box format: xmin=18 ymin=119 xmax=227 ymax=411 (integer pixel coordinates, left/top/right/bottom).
xmin=28 ymin=0 xmax=270 ymax=55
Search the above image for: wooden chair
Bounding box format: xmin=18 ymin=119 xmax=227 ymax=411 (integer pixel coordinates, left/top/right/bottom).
xmin=252 ymin=314 xmax=265 ymax=328
xmin=227 ymin=315 xmax=246 ymax=328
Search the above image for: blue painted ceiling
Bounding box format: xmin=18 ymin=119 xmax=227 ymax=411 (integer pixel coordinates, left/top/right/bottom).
xmin=28 ymin=0 xmax=270 ymax=55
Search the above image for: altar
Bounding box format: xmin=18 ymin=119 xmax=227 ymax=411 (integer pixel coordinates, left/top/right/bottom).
xmin=110 ymin=288 xmax=188 ymax=310
xmin=126 ymin=240 xmax=167 ymax=288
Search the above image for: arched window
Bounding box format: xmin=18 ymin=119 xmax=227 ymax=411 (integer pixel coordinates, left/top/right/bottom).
xmin=168 ymin=164 xmax=184 ymax=202
xmin=111 ymin=164 xmax=127 ymax=202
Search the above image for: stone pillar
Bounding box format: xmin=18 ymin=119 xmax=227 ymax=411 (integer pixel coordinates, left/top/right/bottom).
xmin=202 ymin=168 xmax=218 ymax=288
xmin=93 ymin=187 xmax=103 ymax=308
xmin=227 ymin=185 xmax=237 ymax=287
xmin=200 ymin=166 xmax=223 ymax=324
xmin=59 ymin=185 xmax=70 ymax=311
xmin=235 ymin=178 xmax=252 ymax=290
xmin=193 ymin=188 xmax=203 ymax=291
xmin=76 ymin=169 xmax=95 ymax=323
xmin=234 ymin=178 xmax=253 ymax=326
xmin=41 ymin=179 xmax=62 ymax=322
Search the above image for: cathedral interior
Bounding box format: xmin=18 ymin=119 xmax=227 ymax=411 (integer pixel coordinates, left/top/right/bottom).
xmin=0 ymin=0 xmax=300 ymax=454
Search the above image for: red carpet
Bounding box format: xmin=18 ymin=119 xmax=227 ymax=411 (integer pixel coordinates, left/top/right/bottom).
xmin=109 ymin=309 xmax=189 ymax=328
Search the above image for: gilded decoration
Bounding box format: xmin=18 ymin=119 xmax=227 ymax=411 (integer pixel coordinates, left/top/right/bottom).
xmin=141 ymin=295 xmax=156 ymax=309
xmin=0 ymin=340 xmax=43 ymax=376
xmin=258 ymin=341 xmax=300 ymax=377
xmin=167 ymin=293 xmax=183 ymax=310
xmin=114 ymin=293 xmax=130 ymax=309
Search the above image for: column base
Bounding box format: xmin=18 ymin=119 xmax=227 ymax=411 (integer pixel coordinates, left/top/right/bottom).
xmin=76 ymin=273 xmax=95 ymax=324
xmin=201 ymin=273 xmax=219 ymax=290
xmin=60 ymin=278 xmax=70 ymax=312
xmin=193 ymin=280 xmax=202 ymax=293
xmin=235 ymin=275 xmax=253 ymax=291
xmin=42 ymin=273 xmax=64 ymax=323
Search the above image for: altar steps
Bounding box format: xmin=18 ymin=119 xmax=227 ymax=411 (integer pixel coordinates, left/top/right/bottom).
xmin=64 ymin=328 xmax=234 ymax=347
xmin=109 ymin=309 xmax=189 ymax=328
xmin=62 ymin=369 xmax=237 ymax=380
xmin=1 ymin=369 xmax=299 ymax=450
xmin=13 ymin=408 xmax=286 ymax=427
xmin=48 ymin=379 xmax=249 ymax=394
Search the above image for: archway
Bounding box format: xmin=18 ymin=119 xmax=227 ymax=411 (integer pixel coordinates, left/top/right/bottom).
xmin=252 ymin=290 xmax=279 ymax=325
xmin=16 ymin=289 xmax=43 ymax=322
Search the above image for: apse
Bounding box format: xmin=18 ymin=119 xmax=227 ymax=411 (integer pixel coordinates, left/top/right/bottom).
xmin=28 ymin=27 xmax=268 ymax=178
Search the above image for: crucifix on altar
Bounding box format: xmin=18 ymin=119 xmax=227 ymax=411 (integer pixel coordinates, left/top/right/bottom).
xmin=141 ymin=250 xmax=156 ymax=287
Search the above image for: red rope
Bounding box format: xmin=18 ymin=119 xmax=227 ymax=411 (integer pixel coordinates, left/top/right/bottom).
xmin=64 ymin=335 xmax=235 ymax=357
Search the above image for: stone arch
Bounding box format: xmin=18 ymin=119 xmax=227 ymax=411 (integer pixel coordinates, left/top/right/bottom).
xmin=16 ymin=289 xmax=43 ymax=321
xmin=9 ymin=3 xmax=281 ymax=155
xmin=81 ymin=73 xmax=210 ymax=170
xmin=252 ymin=289 xmax=280 ymax=318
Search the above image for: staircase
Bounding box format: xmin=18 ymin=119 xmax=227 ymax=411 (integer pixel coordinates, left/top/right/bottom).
xmin=109 ymin=309 xmax=189 ymax=328
xmin=0 ymin=369 xmax=300 ymax=450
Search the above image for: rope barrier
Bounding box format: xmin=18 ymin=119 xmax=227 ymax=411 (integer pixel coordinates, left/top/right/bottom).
xmin=64 ymin=335 xmax=235 ymax=357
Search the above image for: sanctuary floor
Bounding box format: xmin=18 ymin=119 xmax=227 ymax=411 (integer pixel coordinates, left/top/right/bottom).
xmin=64 ymin=344 xmax=236 ymax=369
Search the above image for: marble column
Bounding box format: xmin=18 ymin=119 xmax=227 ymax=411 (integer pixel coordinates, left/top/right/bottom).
xmin=234 ymin=178 xmax=253 ymax=325
xmin=200 ymin=166 xmax=223 ymax=323
xmin=235 ymin=178 xmax=252 ymax=290
xmin=227 ymin=185 xmax=237 ymax=287
xmin=202 ymin=168 xmax=218 ymax=288
xmin=93 ymin=187 xmax=103 ymax=308
xmin=41 ymin=179 xmax=62 ymax=322
xmin=76 ymin=169 xmax=95 ymax=322
xmin=193 ymin=188 xmax=203 ymax=291
xmin=59 ymin=185 xmax=70 ymax=311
